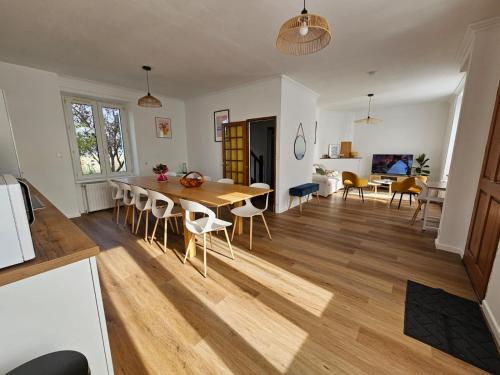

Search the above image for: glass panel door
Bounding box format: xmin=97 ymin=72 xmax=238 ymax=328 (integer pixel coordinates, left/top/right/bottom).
xmin=222 ymin=121 xmax=248 ymax=185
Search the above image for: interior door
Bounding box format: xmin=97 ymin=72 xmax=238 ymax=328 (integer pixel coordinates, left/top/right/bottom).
xmin=463 ymin=81 xmax=500 ymax=300
xmin=222 ymin=121 xmax=248 ymax=185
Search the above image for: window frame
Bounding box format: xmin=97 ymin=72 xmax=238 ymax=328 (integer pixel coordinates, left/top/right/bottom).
xmin=63 ymin=96 xmax=133 ymax=182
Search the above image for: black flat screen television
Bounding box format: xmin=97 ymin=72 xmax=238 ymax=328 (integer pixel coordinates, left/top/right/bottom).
xmin=371 ymin=154 xmax=413 ymax=175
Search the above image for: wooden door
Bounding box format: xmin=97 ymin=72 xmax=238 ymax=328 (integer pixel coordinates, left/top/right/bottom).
xmin=222 ymin=121 xmax=248 ymax=185
xmin=463 ymin=81 xmax=500 ymax=300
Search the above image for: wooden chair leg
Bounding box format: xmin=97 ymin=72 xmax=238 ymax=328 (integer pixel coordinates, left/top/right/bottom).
xmin=231 ymin=216 xmax=238 ymax=240
xmin=360 ymin=188 xmax=365 ymax=202
xmin=150 ymin=217 xmax=159 ymax=244
xmin=167 ymin=217 xmax=175 ymax=233
xmin=249 ymin=216 xmax=253 ymax=250
xmin=398 ymin=194 xmax=403 ymax=209
xmin=223 ymin=228 xmax=235 ymax=259
xmin=116 ymin=202 xmax=120 ymax=224
xmin=112 ymin=200 xmax=117 ymax=221
xmin=144 ymin=210 xmax=149 ymax=241
xmin=135 ymin=210 xmax=143 ymax=235
xmin=173 ymin=216 xmax=179 ymax=234
xmin=288 ymin=195 xmax=293 ymax=210
xmin=411 ymin=202 xmax=422 ymax=225
xmin=409 ymin=194 xmax=412 ymax=206
xmin=422 ymin=202 xmax=430 ymax=231
xmin=124 ymin=205 xmax=130 ymax=226
xmin=163 ymin=218 xmax=168 ymax=253
xmin=299 ymin=196 xmax=302 ymax=214
xmin=203 ymin=233 xmax=207 ymax=278
xmin=261 ymin=213 xmax=272 ymax=240
xmin=132 ymin=206 xmax=135 ymax=233
xmin=183 ymin=235 xmax=193 ymax=264
xmin=316 ymin=192 xmax=320 ymax=203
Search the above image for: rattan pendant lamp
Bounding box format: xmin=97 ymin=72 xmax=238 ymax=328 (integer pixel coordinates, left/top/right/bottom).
xmin=276 ymin=0 xmax=331 ymax=56
xmin=138 ymin=65 xmax=162 ymax=108
xmin=355 ymin=94 xmax=383 ymax=124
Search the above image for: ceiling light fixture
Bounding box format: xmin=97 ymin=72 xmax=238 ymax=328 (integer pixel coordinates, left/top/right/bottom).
xmin=138 ymin=66 xmax=162 ymax=108
xmin=276 ymin=0 xmax=331 ymax=56
xmin=355 ymin=94 xmax=383 ymax=124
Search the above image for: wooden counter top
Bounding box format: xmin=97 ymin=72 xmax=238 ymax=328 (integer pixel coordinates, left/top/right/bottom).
xmin=0 ymin=182 xmax=99 ymax=287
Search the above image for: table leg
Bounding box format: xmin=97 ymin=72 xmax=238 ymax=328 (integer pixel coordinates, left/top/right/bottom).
xmin=234 ymin=201 xmax=244 ymax=235
xmin=184 ymin=210 xmax=196 ymax=258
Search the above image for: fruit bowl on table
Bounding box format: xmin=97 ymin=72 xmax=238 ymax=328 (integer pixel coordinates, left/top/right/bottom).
xmin=179 ymin=171 xmax=205 ymax=188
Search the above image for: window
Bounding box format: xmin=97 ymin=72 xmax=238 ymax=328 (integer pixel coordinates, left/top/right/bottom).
xmin=63 ymin=97 xmax=132 ymax=181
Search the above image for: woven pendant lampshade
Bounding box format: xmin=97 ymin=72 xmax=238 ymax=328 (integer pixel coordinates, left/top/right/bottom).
xmin=276 ymin=1 xmax=331 ymax=56
xmin=138 ymin=66 xmax=162 ymax=108
xmin=355 ymin=94 xmax=383 ymax=125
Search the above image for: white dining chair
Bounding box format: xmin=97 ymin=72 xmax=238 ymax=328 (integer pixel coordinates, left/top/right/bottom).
xmin=131 ymin=186 xmax=152 ymax=241
xmin=148 ymin=190 xmax=183 ymax=252
xmin=411 ymin=179 xmax=444 ymax=230
xmin=230 ymin=182 xmax=272 ymax=250
xmin=217 ymin=178 xmax=234 ymax=184
xmin=108 ymin=180 xmax=123 ymax=224
xmin=180 ymin=199 xmax=234 ymax=277
xmin=120 ymin=182 xmax=136 ymax=232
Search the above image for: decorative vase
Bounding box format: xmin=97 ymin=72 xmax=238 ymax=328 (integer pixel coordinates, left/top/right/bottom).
xmin=157 ymin=173 xmax=167 ymax=182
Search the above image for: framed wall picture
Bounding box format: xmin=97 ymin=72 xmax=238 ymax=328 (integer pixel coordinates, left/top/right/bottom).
xmin=328 ymin=144 xmax=339 ymax=158
xmin=155 ymin=117 xmax=172 ymax=139
xmin=214 ymin=109 xmax=230 ymax=142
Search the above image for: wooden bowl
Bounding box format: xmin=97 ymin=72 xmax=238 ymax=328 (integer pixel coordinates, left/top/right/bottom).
xmin=180 ymin=171 xmax=205 ymax=188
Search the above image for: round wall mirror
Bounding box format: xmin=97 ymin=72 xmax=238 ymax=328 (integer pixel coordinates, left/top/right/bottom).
xmin=294 ymin=135 xmax=306 ymax=160
xmin=294 ymin=123 xmax=306 ymax=160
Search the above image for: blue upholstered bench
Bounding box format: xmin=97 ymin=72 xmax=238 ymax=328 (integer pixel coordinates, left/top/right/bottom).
xmin=289 ymin=183 xmax=320 ymax=214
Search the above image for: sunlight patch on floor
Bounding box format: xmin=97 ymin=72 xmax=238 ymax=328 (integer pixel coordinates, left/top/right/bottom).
xmin=227 ymin=246 xmax=334 ymax=317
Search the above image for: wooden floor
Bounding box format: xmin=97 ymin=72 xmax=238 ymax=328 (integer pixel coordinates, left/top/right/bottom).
xmin=73 ymin=192 xmax=485 ymax=375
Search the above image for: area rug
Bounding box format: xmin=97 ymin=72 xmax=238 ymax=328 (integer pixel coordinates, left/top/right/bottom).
xmin=404 ymin=280 xmax=500 ymax=374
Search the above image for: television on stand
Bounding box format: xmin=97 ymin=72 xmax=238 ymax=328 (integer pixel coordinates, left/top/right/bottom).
xmin=371 ymin=154 xmax=413 ymax=176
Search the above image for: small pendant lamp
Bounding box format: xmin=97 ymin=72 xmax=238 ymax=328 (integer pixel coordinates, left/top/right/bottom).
xmin=355 ymin=94 xmax=382 ymax=124
xmin=138 ymin=66 xmax=162 ymax=108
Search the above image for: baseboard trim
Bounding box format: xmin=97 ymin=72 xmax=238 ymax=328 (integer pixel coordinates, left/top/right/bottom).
xmin=434 ymin=238 xmax=464 ymax=256
xmin=482 ymin=300 xmax=500 ymax=350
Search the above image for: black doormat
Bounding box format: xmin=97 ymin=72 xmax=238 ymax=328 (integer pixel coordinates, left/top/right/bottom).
xmin=404 ymin=280 xmax=500 ymax=374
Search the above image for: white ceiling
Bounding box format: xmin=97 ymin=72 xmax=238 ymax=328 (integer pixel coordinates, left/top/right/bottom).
xmin=0 ymin=0 xmax=499 ymax=109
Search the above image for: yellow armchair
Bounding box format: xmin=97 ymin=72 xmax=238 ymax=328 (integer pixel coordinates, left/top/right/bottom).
xmin=390 ymin=177 xmax=422 ymax=209
xmin=342 ymin=171 xmax=368 ymax=202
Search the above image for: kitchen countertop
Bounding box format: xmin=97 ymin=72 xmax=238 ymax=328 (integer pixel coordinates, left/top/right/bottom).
xmin=0 ymin=181 xmax=99 ymax=287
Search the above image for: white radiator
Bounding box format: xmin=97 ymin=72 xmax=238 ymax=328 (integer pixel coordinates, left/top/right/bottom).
xmin=82 ymin=182 xmax=114 ymax=213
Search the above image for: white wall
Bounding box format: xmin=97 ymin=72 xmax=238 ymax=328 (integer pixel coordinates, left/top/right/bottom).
xmin=279 ymin=77 xmax=318 ymax=212
xmin=58 ymin=76 xmax=188 ymax=177
xmin=0 ymin=60 xmax=188 ymax=217
xmin=314 ymin=101 xmax=450 ymax=179
xmin=315 ymin=110 xmax=354 ymax=160
xmin=437 ymin=24 xmax=500 ymax=255
xmin=0 ymin=61 xmax=80 ymax=217
xmin=185 ymin=77 xmax=281 ymax=181
xmin=353 ymin=101 xmax=449 ymax=178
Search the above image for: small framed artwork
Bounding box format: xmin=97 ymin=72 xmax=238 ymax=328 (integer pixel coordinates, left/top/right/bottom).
xmin=328 ymin=144 xmax=339 ymax=158
xmin=155 ymin=117 xmax=172 ymax=139
xmin=214 ymin=109 xmax=230 ymax=142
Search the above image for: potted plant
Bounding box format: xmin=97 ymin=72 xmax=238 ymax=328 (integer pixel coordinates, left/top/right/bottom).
xmin=413 ymin=153 xmax=430 ymax=176
xmin=153 ymin=163 xmax=169 ymax=182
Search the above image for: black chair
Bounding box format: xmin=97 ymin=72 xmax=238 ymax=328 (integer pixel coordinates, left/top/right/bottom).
xmin=6 ymin=351 xmax=89 ymax=375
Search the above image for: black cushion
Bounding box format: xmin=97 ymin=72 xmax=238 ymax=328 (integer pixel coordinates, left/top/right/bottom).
xmin=7 ymin=351 xmax=89 ymax=375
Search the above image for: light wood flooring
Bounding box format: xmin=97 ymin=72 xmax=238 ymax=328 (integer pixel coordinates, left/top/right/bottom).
xmin=73 ymin=192 xmax=485 ymax=375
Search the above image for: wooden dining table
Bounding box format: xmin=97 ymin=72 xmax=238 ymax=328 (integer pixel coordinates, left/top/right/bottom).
xmin=113 ymin=176 xmax=273 ymax=258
